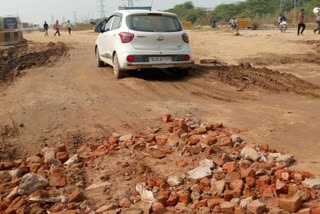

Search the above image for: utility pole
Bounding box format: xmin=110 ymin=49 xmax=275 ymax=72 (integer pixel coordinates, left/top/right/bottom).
xmin=73 ymin=11 xmax=77 ymax=23
xmin=97 ymin=0 xmax=106 ymax=18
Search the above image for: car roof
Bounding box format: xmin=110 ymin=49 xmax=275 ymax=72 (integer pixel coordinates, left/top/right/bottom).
xmin=114 ymin=10 xmax=177 ymax=17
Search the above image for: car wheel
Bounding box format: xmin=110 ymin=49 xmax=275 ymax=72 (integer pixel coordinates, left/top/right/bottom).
xmin=96 ymin=47 xmax=104 ymax=67
xmin=113 ymin=54 xmax=125 ymax=79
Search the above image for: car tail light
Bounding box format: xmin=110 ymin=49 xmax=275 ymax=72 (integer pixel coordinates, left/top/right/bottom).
xmin=184 ymin=55 xmax=190 ymax=61
xmin=182 ymin=33 xmax=189 ymax=43
xmin=127 ymin=55 xmax=135 ymax=62
xmin=119 ymin=32 xmax=134 ymax=43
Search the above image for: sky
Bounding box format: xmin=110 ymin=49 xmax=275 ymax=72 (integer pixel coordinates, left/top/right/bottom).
xmin=0 ymin=0 xmax=242 ymax=24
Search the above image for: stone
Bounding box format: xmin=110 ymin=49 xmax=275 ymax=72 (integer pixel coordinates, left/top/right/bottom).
xmin=136 ymin=183 xmax=155 ymax=202
xmin=42 ymin=147 xmax=56 ymax=163
xmin=18 ymin=173 xmax=48 ymax=195
xmin=221 ymin=202 xmax=236 ymax=214
xmin=167 ymin=176 xmax=184 ymax=187
xmin=64 ymin=154 xmax=79 ymax=167
xmin=152 ymin=202 xmax=167 ymax=214
xmin=241 ymin=147 xmax=259 ymax=161
xmin=188 ymin=159 xmax=214 ymax=180
xmin=167 ymin=133 xmax=180 ymax=147
xmin=275 ymin=154 xmax=294 ymax=167
xmin=239 ymin=197 xmax=253 ymax=209
xmin=278 ymin=195 xmax=302 ymax=212
xmin=302 ymin=179 xmax=320 ymax=189
xmin=49 ymin=172 xmax=66 ymax=188
xmin=120 ymin=134 xmax=133 ymax=142
xmin=119 ymin=198 xmax=132 ymax=208
xmin=231 ymin=135 xmax=243 ymax=143
xmin=68 ymin=189 xmax=84 ymax=203
xmin=211 ymin=180 xmax=226 ymax=195
xmin=247 ymin=200 xmax=266 ymax=214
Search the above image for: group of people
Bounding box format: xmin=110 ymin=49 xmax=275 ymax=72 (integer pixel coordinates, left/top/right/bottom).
xmin=227 ymin=8 xmax=320 ymax=36
xmin=43 ymin=20 xmax=72 ymax=37
xmin=278 ymin=8 xmax=320 ymax=36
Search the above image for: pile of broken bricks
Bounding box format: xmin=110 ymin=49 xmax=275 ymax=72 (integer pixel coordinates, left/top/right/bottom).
xmin=0 ymin=114 xmax=320 ymax=214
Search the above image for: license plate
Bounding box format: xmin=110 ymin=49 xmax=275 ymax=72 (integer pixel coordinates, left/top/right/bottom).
xmin=149 ymin=57 xmax=172 ymax=63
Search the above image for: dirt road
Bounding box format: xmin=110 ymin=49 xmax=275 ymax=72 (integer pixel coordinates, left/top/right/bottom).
xmin=1 ymin=29 xmax=320 ymax=173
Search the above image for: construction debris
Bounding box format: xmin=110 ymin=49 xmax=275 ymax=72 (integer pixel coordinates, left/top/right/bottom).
xmin=0 ymin=114 xmax=319 ymax=213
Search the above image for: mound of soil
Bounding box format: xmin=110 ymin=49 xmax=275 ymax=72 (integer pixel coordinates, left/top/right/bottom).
xmin=240 ymin=53 xmax=320 ymax=66
xmin=194 ymin=63 xmax=320 ymax=97
xmin=0 ymin=41 xmax=69 ymax=84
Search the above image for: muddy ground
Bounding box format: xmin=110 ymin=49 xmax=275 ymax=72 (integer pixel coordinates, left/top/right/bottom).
xmin=0 ymin=29 xmax=320 ymax=174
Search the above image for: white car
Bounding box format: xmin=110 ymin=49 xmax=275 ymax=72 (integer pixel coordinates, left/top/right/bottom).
xmin=95 ymin=10 xmax=194 ymax=79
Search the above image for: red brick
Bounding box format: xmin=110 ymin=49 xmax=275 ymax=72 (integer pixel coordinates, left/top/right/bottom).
xmin=152 ymin=202 xmax=167 ymax=214
xmin=200 ymin=177 xmax=211 ymax=187
xmin=167 ymin=194 xmax=179 ymax=206
xmin=49 ymin=172 xmax=66 ymax=188
xmin=223 ymin=162 xmax=236 ymax=172
xmin=0 ymin=162 xmax=14 ymax=170
xmin=162 ymin=114 xmax=171 ymax=123
xmin=230 ymin=179 xmax=244 ymax=191
xmin=278 ymin=195 xmax=302 ymax=212
xmin=247 ymin=200 xmax=266 ymax=214
xmin=68 ymin=189 xmax=84 ymax=203
xmin=179 ymin=192 xmax=191 ymax=204
xmin=56 ymin=152 xmax=69 ymax=163
xmin=246 ymin=177 xmax=256 ymax=188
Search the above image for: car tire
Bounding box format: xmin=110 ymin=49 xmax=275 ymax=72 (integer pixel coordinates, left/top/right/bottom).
xmin=96 ymin=47 xmax=104 ymax=67
xmin=113 ymin=54 xmax=125 ymax=79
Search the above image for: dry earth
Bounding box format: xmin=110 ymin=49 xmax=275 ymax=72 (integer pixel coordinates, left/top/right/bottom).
xmin=0 ymin=28 xmax=320 ymax=175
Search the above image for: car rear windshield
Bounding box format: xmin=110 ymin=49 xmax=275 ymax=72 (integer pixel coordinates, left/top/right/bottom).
xmin=126 ymin=14 xmax=182 ymax=32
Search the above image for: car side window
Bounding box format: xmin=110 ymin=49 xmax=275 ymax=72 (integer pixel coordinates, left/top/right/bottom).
xmin=104 ymin=17 xmax=114 ymax=32
xmin=111 ymin=16 xmax=122 ymax=30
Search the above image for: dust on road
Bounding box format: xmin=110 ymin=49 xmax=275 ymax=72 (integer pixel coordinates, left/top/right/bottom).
xmin=0 ymin=29 xmax=320 ymax=175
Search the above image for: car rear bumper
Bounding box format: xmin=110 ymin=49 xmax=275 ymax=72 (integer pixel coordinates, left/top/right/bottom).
xmin=125 ymin=61 xmax=194 ymax=69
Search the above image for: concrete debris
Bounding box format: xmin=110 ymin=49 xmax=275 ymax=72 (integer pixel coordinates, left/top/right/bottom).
xmin=136 ymin=183 xmax=155 ymax=202
xmin=18 ymin=173 xmax=49 ymax=195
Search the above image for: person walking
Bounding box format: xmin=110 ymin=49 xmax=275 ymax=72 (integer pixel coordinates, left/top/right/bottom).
xmin=43 ymin=21 xmax=49 ymax=37
xmin=67 ymin=20 xmax=72 ymax=35
xmin=297 ymin=9 xmax=306 ymax=36
xmin=313 ymin=8 xmax=320 ymax=34
xmin=54 ymin=20 xmax=61 ymax=37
